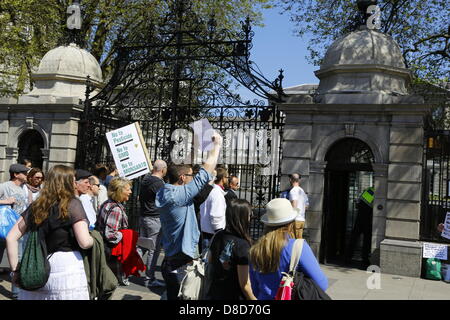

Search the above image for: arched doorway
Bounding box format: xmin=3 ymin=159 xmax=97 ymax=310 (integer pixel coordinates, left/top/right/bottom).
xmin=18 ymin=130 xmax=44 ymax=169
xmin=320 ymin=138 xmax=374 ymax=267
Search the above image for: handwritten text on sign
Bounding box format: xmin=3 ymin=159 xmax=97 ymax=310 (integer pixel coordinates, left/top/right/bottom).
xmin=423 ymin=242 xmax=448 ymax=260
xmin=106 ymin=123 xmax=152 ymax=180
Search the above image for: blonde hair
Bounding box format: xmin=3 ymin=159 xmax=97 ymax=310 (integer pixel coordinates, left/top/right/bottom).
xmin=107 ymin=177 xmax=132 ymax=202
xmin=31 ymin=165 xmax=75 ymax=225
xmin=249 ymin=221 xmax=296 ymax=273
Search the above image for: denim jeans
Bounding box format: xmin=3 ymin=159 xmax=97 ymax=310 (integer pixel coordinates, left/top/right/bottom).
xmin=11 ymin=236 xmax=26 ymax=299
xmin=138 ymin=216 xmax=162 ymax=280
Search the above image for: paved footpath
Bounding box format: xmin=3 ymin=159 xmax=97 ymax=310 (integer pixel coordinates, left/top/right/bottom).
xmin=0 ymin=262 xmax=448 ymax=300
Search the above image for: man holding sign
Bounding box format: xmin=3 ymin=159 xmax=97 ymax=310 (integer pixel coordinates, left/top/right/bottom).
xmin=438 ymin=212 xmax=450 ymax=240
xmin=157 ymin=131 xmax=222 ymax=300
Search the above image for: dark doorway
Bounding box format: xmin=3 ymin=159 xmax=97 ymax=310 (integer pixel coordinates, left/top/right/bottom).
xmin=320 ymin=138 xmax=374 ymax=267
xmin=18 ymin=130 xmax=44 ymax=169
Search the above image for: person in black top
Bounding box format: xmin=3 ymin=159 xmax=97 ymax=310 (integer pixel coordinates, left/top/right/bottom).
xmin=138 ymin=159 xmax=167 ymax=287
xmin=208 ymin=199 xmax=256 ymax=300
xmin=224 ymin=175 xmax=239 ymax=204
xmin=6 ymin=165 xmax=94 ymax=300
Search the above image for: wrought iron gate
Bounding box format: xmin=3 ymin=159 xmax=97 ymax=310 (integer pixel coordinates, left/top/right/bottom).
xmin=421 ymin=131 xmax=450 ymax=242
xmin=75 ymin=0 xmax=285 ymax=238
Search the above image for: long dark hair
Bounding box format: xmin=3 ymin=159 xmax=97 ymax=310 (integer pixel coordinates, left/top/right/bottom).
xmin=225 ymin=199 xmax=252 ymax=245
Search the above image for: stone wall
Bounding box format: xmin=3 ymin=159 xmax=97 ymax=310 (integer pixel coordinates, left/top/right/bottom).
xmin=0 ymin=101 xmax=82 ymax=181
xmin=279 ymin=102 xmax=431 ymax=277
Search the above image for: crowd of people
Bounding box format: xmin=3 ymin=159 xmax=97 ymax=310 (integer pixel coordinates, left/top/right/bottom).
xmin=0 ymin=133 xmax=331 ymax=301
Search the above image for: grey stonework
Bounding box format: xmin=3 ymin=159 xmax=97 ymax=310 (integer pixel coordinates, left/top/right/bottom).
xmin=0 ymin=44 xmax=102 ymax=181
xmin=275 ymin=25 xmax=438 ymax=278
xmin=0 ymin=101 xmax=83 ymax=181
xmin=278 ymin=101 xmax=431 ymax=278
xmin=380 ymin=239 xmax=423 ymax=277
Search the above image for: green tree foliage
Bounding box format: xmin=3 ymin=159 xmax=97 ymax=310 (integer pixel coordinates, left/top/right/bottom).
xmin=0 ymin=0 xmax=65 ymax=96
xmin=0 ymin=0 xmax=272 ymax=97
xmin=278 ymin=0 xmax=449 ymax=81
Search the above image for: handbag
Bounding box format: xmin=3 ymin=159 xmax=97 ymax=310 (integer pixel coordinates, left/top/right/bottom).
xmin=178 ymin=233 xmax=217 ymax=300
xmin=18 ymin=226 xmax=51 ymax=291
xmin=178 ymin=258 xmax=207 ymax=300
xmin=293 ymin=271 xmax=332 ymax=300
xmin=274 ymin=239 xmax=304 ymax=300
xmin=0 ymin=205 xmax=20 ymax=239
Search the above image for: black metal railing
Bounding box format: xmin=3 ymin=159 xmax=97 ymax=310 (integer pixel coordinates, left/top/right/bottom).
xmin=421 ymin=131 xmax=450 ymax=242
xmin=74 ymin=0 xmax=286 ymax=239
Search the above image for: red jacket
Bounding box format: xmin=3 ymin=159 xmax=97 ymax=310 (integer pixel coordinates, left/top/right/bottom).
xmin=111 ymin=229 xmax=146 ymax=277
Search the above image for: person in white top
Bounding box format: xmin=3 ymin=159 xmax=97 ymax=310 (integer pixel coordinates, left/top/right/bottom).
xmin=75 ymin=169 xmax=97 ymax=230
xmin=89 ymin=175 xmax=108 ymax=211
xmin=200 ymin=166 xmax=228 ymax=249
xmin=288 ymin=173 xmax=309 ymax=239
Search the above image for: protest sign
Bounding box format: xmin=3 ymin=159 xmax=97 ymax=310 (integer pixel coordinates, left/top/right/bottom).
xmin=189 ymin=119 xmax=216 ymax=152
xmin=441 ymin=212 xmax=450 ymax=240
xmin=106 ymin=122 xmax=152 ymax=180
xmin=423 ymin=242 xmax=448 ymax=260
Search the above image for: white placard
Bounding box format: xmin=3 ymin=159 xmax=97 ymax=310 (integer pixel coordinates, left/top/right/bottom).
xmin=189 ymin=119 xmax=215 ymax=152
xmin=423 ymin=242 xmax=448 ymax=260
xmin=106 ymin=122 xmax=152 ymax=180
xmin=442 ymin=212 xmax=450 ymax=240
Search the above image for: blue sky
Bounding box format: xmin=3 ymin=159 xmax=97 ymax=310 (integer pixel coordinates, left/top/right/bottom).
xmin=237 ymin=6 xmax=319 ymax=102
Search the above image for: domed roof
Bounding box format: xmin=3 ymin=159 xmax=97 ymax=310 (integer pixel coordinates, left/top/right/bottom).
xmin=34 ymin=43 xmax=102 ymax=82
xmin=314 ymin=27 xmax=418 ymax=104
xmin=321 ymin=28 xmax=405 ymax=69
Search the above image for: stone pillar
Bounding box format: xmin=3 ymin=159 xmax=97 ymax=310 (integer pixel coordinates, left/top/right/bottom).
xmin=41 ymin=148 xmax=50 ymax=172
xmin=280 ymin=125 xmax=312 ymax=189
xmin=308 ymin=161 xmax=327 ymax=257
xmin=48 ymin=117 xmax=80 ymax=168
xmin=371 ymin=163 xmax=388 ymax=265
xmin=0 ymin=112 xmax=10 ymax=181
xmin=380 ymin=122 xmax=424 ymax=277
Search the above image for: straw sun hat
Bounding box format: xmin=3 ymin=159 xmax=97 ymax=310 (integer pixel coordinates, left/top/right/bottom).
xmin=260 ymin=198 xmax=300 ymax=226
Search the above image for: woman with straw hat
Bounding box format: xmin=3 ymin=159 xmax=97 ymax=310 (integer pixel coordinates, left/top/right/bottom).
xmin=249 ymin=198 xmax=328 ymax=300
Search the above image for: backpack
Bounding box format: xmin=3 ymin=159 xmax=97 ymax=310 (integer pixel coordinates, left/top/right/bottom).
xmin=425 ymin=258 xmax=442 ymax=280
xmin=18 ymin=227 xmax=51 ymax=291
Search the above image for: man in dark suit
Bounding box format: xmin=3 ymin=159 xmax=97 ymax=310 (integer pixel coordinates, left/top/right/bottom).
xmin=225 ymin=175 xmax=239 ymax=203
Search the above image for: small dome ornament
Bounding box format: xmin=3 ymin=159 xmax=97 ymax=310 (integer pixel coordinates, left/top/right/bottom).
xmin=313 ymin=0 xmax=422 ymax=104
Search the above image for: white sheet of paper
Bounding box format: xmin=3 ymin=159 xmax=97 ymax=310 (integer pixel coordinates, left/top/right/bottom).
xmin=423 ymin=242 xmax=448 ymax=260
xmin=442 ymin=212 xmax=450 ymax=240
xmin=189 ymin=119 xmax=215 ymax=152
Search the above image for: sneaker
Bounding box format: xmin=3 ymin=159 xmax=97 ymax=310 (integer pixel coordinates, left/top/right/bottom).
xmin=120 ymin=276 xmax=130 ymax=286
xmin=147 ymin=279 xmax=165 ymax=287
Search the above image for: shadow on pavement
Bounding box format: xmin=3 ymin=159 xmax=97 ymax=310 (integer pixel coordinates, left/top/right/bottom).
xmin=128 ymin=275 xmax=166 ymax=296
xmin=122 ymin=294 xmax=143 ymax=300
